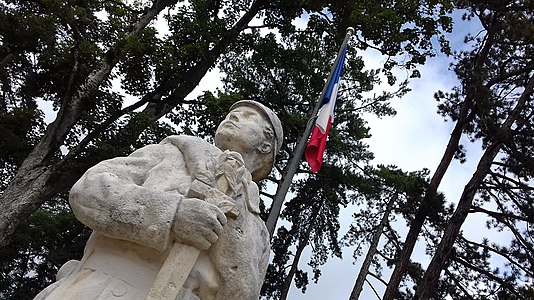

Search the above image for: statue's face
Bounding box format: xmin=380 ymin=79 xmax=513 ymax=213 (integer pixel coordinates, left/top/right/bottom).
xmin=214 ymin=106 xmax=273 ymax=157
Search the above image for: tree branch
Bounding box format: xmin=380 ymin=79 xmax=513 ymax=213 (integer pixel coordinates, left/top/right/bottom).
xmin=443 ymin=267 xmax=474 ymax=299
xmin=459 ymin=235 xmax=534 ymax=278
xmin=470 ymin=205 xmax=532 ymax=223
xmin=452 ymin=256 xmax=525 ymax=300
xmin=365 ymin=278 xmax=383 ymax=300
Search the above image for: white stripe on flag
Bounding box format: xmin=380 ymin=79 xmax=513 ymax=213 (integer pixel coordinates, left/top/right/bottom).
xmin=315 ymin=82 xmax=339 ymax=133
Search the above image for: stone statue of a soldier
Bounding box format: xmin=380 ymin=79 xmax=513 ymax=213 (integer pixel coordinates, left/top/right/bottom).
xmin=35 ymin=100 xmax=283 ymax=300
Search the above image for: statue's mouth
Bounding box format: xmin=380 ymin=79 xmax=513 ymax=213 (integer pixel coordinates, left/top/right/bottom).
xmin=222 ymin=121 xmax=238 ymax=128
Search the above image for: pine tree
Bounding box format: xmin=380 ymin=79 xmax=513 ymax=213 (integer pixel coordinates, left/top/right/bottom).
xmin=383 ymin=1 xmax=534 ymax=298
xmin=0 ymin=0 xmax=456 ymax=297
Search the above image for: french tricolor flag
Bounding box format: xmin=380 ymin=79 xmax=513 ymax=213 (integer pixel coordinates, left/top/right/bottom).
xmin=305 ymin=47 xmax=347 ymax=173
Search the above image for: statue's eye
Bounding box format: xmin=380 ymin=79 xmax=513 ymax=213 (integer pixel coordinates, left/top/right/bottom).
xmin=243 ymin=111 xmax=260 ymax=122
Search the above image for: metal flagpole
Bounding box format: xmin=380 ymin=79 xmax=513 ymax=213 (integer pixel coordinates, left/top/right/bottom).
xmin=266 ymin=27 xmax=355 ymax=237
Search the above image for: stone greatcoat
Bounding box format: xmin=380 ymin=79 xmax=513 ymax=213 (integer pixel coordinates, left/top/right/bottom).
xmin=35 ymin=135 xmax=270 ymax=300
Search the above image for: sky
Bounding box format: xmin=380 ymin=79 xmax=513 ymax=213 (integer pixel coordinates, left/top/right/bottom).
xmin=283 ymin=14 xmax=488 ymax=300
xmin=34 ymin=5 xmax=501 ymax=300
xmin=288 ymin=51 xmax=481 ymax=300
xmin=282 ymin=12 xmax=499 ymax=300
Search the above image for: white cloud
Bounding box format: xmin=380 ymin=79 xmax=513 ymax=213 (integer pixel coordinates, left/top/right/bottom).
xmin=288 ymin=12 xmax=496 ymax=299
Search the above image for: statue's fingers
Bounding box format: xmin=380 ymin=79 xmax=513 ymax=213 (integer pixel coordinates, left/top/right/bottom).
xmin=216 ymin=209 xmax=227 ymax=226
xmin=196 ymin=238 xmax=211 ymax=251
xmin=212 ymin=219 xmax=224 ymax=236
xmin=206 ymin=230 xmax=219 ymax=244
xmin=217 ymin=200 xmax=234 ymax=214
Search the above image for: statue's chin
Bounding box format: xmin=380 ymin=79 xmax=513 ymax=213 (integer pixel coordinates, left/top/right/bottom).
xmin=214 ymin=129 xmax=236 ymax=152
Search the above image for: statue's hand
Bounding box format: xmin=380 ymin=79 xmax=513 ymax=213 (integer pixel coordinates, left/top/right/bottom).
xmin=172 ymin=198 xmax=227 ymax=250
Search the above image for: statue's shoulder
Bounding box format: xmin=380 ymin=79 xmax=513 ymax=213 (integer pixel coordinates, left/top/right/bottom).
xmin=160 ymin=135 xmax=221 ymax=158
xmin=160 ymin=135 xmax=203 ymax=145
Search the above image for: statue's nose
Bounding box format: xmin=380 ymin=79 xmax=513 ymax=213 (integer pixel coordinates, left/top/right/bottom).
xmin=229 ymin=112 xmax=240 ymax=122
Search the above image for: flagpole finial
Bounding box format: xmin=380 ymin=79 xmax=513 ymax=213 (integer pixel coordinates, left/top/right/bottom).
xmin=346 ymin=27 xmax=355 ymax=36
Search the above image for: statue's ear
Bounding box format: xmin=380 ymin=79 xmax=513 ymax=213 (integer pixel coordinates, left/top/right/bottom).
xmin=258 ymin=141 xmax=272 ymax=154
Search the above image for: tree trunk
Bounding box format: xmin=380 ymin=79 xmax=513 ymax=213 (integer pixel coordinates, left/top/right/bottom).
xmin=131 ymin=0 xmax=264 ymax=122
xmin=382 ymin=30 xmax=496 ymax=300
xmin=349 ymin=196 xmax=395 ymax=300
xmin=98 ymin=1 xmax=265 ymax=155
xmin=280 ymin=215 xmax=315 ymax=300
xmin=382 ymin=99 xmax=473 ymax=300
xmin=280 ymin=239 xmax=306 ymax=300
xmin=0 ymin=0 xmax=178 ymax=249
xmin=280 ymin=212 xmax=317 ymax=300
xmin=414 ymin=74 xmax=534 ymax=299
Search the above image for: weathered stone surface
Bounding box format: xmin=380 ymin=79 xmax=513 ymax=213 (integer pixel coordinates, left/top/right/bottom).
xmin=35 ymin=100 xmax=283 ymax=300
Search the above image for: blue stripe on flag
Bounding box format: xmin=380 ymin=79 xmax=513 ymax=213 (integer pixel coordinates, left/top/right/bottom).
xmin=322 ymin=47 xmax=347 ymax=105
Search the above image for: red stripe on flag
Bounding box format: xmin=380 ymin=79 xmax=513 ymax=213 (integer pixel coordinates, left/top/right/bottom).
xmin=304 ymin=116 xmax=332 ymax=173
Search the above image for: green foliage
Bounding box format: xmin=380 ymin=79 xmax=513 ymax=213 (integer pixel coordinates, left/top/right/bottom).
xmin=343 ymin=166 xmax=437 ymax=282
xmin=119 ymin=28 xmax=159 ymax=96
xmin=0 ymin=0 xmax=463 ymax=298
xmin=0 ymin=108 xmax=44 ymax=163
xmin=0 ymin=108 xmax=45 ymax=189
xmin=263 ymin=165 xmax=365 ymax=298
xmin=0 ymin=198 xmax=90 ymax=299
xmin=332 ymin=0 xmax=454 ymax=83
xmin=413 ymin=1 xmax=534 ymax=297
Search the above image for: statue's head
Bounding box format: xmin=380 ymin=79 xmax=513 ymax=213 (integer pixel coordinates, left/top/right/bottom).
xmin=214 ymin=100 xmax=283 ymax=181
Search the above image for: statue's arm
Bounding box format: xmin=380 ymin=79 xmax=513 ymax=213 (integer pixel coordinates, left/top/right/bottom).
xmin=69 ymin=144 xmax=181 ymax=251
